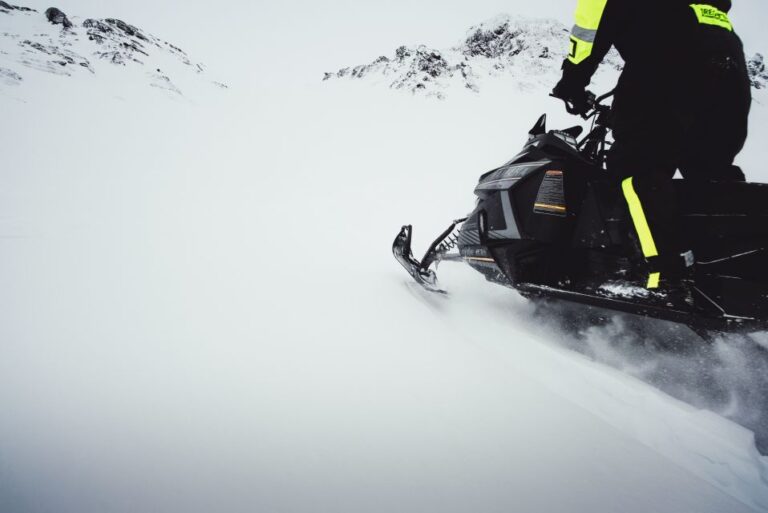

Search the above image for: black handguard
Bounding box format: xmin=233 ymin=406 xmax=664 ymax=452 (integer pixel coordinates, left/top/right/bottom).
xmin=550 ymin=89 xmax=596 ymax=118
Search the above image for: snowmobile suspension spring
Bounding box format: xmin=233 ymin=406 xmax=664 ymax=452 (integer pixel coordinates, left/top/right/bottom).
xmin=437 ymin=233 xmax=460 ymax=253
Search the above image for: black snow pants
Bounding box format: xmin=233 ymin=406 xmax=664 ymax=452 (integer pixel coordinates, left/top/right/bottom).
xmin=606 ymin=25 xmax=752 ymax=282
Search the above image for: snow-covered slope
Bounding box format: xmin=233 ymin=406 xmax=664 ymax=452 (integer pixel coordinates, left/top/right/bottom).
xmin=324 ymin=14 xmax=768 ymax=98
xmin=323 ymin=15 xmax=621 ymax=98
xmin=2 ymin=3 xmax=768 ymax=513
xmin=0 ymin=3 xmax=226 ymax=100
xmin=750 ymin=53 xmax=768 ymax=89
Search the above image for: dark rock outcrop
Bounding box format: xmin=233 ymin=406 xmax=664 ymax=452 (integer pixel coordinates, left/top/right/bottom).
xmin=19 ymin=39 xmax=92 ymax=74
xmin=748 ymin=53 xmax=768 ymax=89
xmin=0 ymin=66 xmax=23 ymax=85
xmin=464 ymin=21 xmax=525 ymax=58
xmin=0 ymin=1 xmax=36 ymax=12
xmin=82 ymin=18 xmax=113 ymax=37
xmin=82 ymin=17 xmax=192 ymax=67
xmin=105 ymin=18 xmax=148 ymax=41
xmin=45 ymin=7 xmax=72 ymax=28
xmin=84 ymin=18 xmax=149 ymax=42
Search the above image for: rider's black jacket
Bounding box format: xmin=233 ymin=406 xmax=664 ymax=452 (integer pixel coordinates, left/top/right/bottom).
xmin=555 ymin=0 xmax=740 ymax=99
xmin=555 ymin=0 xmax=750 ymax=178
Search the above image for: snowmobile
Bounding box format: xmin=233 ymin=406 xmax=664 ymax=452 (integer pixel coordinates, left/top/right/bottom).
xmin=392 ymin=91 xmax=768 ymax=339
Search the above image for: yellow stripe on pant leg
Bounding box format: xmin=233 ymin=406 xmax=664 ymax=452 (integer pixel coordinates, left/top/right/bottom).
xmin=622 ymin=177 xmax=661 ymax=289
xmin=622 ymin=177 xmax=659 ymax=258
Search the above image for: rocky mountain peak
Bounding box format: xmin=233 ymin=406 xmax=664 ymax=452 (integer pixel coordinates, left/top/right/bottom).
xmin=325 ymin=14 xmax=765 ymax=99
xmin=748 ymin=53 xmax=768 ymax=89
xmin=0 ymin=3 xmax=227 ymax=96
xmin=323 ymin=15 xmax=620 ymax=99
xmin=461 ymin=15 xmax=563 ymax=60
xmin=0 ymin=1 xmax=34 ymax=13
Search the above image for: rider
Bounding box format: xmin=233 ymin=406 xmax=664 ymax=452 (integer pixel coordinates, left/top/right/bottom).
xmin=551 ymin=0 xmax=751 ymax=290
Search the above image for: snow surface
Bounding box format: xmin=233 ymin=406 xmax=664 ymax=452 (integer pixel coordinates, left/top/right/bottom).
xmin=2 ymin=2 xmax=768 ymax=512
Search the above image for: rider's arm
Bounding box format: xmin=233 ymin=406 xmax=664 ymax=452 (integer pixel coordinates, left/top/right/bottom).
xmin=555 ymin=0 xmax=624 ymax=94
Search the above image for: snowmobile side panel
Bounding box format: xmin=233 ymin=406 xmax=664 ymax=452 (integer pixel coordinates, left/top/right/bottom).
xmin=475 ymin=160 xmax=552 ymax=194
xmin=572 ymin=183 xmax=614 ymax=248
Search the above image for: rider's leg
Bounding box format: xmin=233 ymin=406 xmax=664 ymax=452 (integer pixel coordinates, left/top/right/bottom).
xmin=607 ymin=143 xmax=689 ymax=289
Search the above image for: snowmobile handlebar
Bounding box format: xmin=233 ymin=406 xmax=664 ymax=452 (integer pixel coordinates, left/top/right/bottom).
xmin=550 ymin=89 xmax=614 ymax=119
xmin=587 ymin=90 xmax=614 ymax=117
xmin=549 ymin=92 xmax=593 ymax=116
xmin=578 ymin=90 xmax=614 ymax=120
xmin=576 ymin=90 xmax=615 ymax=164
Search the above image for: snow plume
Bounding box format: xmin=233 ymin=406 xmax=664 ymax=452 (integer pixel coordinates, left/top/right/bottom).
xmin=533 ymin=301 xmax=768 ymax=455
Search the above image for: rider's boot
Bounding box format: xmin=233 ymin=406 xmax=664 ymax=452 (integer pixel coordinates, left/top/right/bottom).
xmin=643 ymin=251 xmax=696 ymax=306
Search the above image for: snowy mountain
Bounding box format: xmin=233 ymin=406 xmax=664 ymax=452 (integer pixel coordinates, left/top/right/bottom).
xmin=750 ymin=53 xmax=768 ymax=89
xmin=324 ymin=14 xmax=768 ymax=98
xmin=0 ymin=2 xmax=226 ymax=97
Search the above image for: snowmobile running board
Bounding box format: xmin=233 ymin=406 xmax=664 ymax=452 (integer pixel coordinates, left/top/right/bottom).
xmin=514 ymin=283 xmax=761 ymax=336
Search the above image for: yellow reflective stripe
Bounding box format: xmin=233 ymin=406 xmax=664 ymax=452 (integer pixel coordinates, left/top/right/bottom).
xmin=568 ymin=0 xmax=608 ymax=64
xmin=690 ymin=4 xmax=733 ymax=31
xmin=621 ymin=177 xmax=659 ymax=258
xmin=647 ymin=273 xmax=661 ymax=289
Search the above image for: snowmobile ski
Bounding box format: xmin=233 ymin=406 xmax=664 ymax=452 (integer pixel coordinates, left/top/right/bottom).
xmin=392 ymin=220 xmax=466 ymax=294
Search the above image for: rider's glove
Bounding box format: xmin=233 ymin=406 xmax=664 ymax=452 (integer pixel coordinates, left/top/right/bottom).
xmin=551 ymin=83 xmax=595 ymax=117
